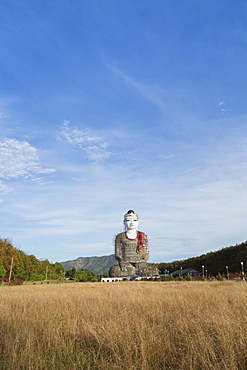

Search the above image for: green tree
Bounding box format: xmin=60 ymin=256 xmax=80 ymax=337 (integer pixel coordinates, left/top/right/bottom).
xmin=66 ymin=267 xmax=76 ymax=279
xmin=53 ymin=262 xmax=65 ymax=279
xmin=75 ymin=270 xmax=88 ymax=282
xmin=75 ymin=269 xmax=98 ymax=282
xmin=0 ymin=258 xmax=6 ymax=279
xmin=30 ymin=273 xmax=45 ymax=281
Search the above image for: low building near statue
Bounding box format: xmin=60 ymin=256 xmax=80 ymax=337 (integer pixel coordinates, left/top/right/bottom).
xmin=170 ymin=268 xmax=202 ymax=278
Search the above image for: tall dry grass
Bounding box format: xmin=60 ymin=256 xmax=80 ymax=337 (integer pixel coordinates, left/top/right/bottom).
xmin=0 ymin=281 xmax=247 ymax=369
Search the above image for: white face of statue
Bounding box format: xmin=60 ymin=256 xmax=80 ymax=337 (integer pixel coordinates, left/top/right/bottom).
xmin=124 ymin=216 xmax=139 ymax=231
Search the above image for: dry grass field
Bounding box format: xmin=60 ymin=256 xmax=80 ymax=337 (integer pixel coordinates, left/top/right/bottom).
xmin=0 ymin=280 xmax=247 ymax=369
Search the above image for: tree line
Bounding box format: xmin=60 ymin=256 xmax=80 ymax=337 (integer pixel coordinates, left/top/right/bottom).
xmin=0 ymin=238 xmax=99 ymax=282
xmin=2 ymin=237 xmax=247 ymax=281
xmin=155 ymin=241 xmax=247 ymax=276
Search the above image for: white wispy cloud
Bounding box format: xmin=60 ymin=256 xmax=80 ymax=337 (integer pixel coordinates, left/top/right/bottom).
xmin=0 ymin=98 xmax=11 ymax=120
xmin=106 ymin=63 xmax=201 ymax=127
xmin=0 ymin=112 xmax=9 ymax=119
xmin=59 ymin=120 xmax=100 ymax=145
xmin=217 ymin=101 xmax=229 ymax=113
xmin=0 ymin=181 xmax=12 ymax=201
xmin=107 ymin=64 xmax=168 ymax=114
xmin=0 ymin=138 xmax=55 ymax=180
xmin=58 ymin=121 xmax=111 ymax=161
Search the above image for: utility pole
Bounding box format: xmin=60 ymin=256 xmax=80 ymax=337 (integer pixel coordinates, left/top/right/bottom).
xmin=226 ymin=266 xmax=229 ymax=280
xmin=241 ymin=262 xmax=245 ymax=281
xmin=9 ymin=257 xmax=14 ymax=282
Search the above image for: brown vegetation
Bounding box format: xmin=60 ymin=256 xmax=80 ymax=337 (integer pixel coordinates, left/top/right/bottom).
xmin=0 ymin=281 xmax=247 ymax=369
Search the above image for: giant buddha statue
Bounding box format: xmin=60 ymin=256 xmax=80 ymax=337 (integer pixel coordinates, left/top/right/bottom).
xmin=109 ymin=210 xmax=159 ymax=277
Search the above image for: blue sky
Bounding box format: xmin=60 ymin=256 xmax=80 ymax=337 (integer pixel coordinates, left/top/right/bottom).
xmin=1 ymin=0 xmax=247 ymax=264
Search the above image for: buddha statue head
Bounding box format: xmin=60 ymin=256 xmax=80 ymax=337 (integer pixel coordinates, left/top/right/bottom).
xmin=123 ymin=210 xmax=139 ymax=232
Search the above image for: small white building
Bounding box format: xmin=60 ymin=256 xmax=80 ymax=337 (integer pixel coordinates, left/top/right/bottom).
xmin=101 ymin=277 xmax=128 ymax=282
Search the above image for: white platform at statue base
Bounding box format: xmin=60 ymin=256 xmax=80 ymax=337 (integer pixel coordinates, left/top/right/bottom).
xmin=101 ymin=276 xmax=160 ymax=282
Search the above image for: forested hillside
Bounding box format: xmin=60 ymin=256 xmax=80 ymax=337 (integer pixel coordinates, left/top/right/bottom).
xmin=0 ymin=238 xmax=64 ymax=281
xmin=156 ymin=241 xmax=247 ymax=276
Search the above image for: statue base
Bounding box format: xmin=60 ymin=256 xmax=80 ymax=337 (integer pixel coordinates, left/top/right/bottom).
xmin=109 ymin=262 xmax=159 ymax=278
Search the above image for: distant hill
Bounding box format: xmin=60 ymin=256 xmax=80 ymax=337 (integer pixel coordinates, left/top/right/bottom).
xmin=61 ymin=254 xmax=117 ymax=274
xmin=155 ymin=241 xmax=247 ymax=276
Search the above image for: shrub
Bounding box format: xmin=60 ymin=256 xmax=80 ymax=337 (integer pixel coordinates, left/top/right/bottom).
xmin=186 ymin=274 xmax=193 ymax=281
xmin=8 ymin=279 xmax=24 ymax=286
xmin=0 ymin=278 xmax=24 ymax=286
xmin=216 ymin=272 xmax=223 ymax=281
